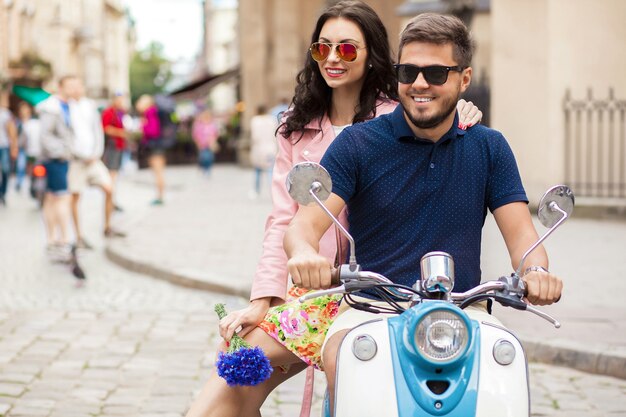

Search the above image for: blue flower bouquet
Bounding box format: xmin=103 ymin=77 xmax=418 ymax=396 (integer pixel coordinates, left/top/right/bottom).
xmin=214 ymin=303 xmax=273 ymax=386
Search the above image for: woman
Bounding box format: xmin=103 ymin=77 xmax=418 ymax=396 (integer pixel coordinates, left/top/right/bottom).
xmin=136 ymin=94 xmax=166 ymax=205
xmin=185 ymin=2 xmax=481 ymax=416
xmin=191 ymin=109 xmax=220 ymax=175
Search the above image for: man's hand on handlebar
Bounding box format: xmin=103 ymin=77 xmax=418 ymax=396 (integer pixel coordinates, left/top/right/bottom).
xmin=522 ymin=270 xmax=563 ymax=306
xmin=287 ymin=251 xmax=334 ymax=290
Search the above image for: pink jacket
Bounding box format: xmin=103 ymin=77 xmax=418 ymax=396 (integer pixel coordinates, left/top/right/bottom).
xmin=250 ymin=99 xmax=398 ymax=302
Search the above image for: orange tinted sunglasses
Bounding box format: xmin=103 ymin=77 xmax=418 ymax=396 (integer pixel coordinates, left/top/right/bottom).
xmin=310 ymin=42 xmax=364 ymax=62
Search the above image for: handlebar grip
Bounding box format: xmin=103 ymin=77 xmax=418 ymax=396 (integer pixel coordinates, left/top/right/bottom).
xmin=522 ymin=282 xmax=562 ymax=303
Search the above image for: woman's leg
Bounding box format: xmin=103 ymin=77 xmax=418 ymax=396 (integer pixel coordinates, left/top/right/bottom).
xmin=16 ymin=149 xmax=27 ymax=190
xmin=185 ymin=327 xmax=306 ymax=417
xmin=205 ymin=149 xmax=214 ymax=174
xmin=148 ymin=154 xmax=165 ymax=201
xmin=254 ymin=168 xmax=261 ymax=194
xmin=0 ymin=148 xmax=9 ymax=200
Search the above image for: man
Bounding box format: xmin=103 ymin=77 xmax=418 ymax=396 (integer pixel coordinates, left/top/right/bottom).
xmin=69 ymin=81 xmax=125 ymax=249
xmin=38 ymin=76 xmax=80 ymax=268
xmin=101 ymin=91 xmax=129 ymax=208
xmin=284 ymin=13 xmax=562 ymax=412
xmin=249 ymin=105 xmax=277 ymax=198
xmin=0 ymin=94 xmax=18 ymax=206
xmin=269 ymin=97 xmax=289 ymax=123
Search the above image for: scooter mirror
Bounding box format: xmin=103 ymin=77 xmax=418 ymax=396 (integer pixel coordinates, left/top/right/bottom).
xmin=514 ymin=185 xmax=575 ymax=277
xmin=286 ymin=162 xmax=332 ymax=206
xmin=537 ymin=185 xmax=575 ymax=228
xmin=286 ymin=162 xmax=359 ymax=268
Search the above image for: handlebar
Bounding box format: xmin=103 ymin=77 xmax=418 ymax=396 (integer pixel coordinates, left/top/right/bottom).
xmin=298 ymin=268 xmax=560 ymax=327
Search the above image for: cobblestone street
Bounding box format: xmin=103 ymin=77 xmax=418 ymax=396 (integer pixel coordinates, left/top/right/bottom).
xmin=0 ymin=167 xmax=624 ymax=416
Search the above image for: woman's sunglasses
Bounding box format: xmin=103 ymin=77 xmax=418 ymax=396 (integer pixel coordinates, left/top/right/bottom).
xmin=310 ymin=42 xmax=364 ymax=62
xmin=394 ymin=64 xmax=464 ymax=86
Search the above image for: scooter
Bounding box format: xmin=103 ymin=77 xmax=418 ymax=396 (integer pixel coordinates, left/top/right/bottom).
xmin=285 ymin=161 xmax=575 ymax=417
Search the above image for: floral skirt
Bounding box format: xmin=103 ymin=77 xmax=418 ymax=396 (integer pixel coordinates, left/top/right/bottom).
xmin=257 ymin=287 xmax=342 ymax=370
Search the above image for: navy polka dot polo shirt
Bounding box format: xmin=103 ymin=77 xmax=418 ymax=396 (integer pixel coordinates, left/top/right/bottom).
xmin=320 ymin=104 xmax=528 ymax=293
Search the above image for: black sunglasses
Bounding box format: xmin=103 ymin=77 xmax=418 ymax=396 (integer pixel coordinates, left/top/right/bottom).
xmin=394 ymin=64 xmax=464 ymax=86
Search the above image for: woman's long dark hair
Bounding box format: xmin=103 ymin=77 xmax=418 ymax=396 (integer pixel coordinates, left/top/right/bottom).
xmin=280 ymin=0 xmax=398 ymax=140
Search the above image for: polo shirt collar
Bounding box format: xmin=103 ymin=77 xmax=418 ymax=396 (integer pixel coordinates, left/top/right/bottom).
xmin=392 ymin=103 xmax=466 ymax=145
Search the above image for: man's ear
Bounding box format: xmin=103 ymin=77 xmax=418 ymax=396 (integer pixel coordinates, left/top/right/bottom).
xmin=460 ymin=66 xmax=472 ymax=93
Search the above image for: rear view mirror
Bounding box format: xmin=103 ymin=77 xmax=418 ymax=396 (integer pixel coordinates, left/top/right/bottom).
xmin=538 ymin=185 xmax=575 ymax=228
xmin=286 ymin=162 xmax=332 ymax=206
xmin=515 ymin=185 xmax=575 ymax=277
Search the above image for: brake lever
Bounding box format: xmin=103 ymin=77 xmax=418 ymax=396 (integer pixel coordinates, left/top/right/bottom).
xmin=525 ymin=305 xmax=561 ymax=328
xmin=298 ymin=285 xmax=346 ymax=303
xmin=495 ymin=276 xmax=561 ymax=328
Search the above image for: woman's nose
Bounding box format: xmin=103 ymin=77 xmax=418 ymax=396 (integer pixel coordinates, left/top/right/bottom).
xmin=327 ymin=46 xmax=341 ymax=63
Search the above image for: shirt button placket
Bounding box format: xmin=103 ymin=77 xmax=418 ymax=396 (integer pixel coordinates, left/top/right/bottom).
xmin=427 ymin=147 xmax=437 ymax=181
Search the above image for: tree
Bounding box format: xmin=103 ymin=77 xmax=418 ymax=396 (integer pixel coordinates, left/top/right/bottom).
xmin=129 ymin=42 xmax=173 ymax=104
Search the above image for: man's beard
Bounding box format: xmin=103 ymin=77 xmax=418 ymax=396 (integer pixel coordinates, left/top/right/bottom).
xmin=403 ymin=94 xmax=459 ymax=129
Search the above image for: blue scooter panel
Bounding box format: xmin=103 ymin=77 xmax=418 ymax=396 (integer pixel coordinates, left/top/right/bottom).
xmin=387 ymin=302 xmax=480 ymax=416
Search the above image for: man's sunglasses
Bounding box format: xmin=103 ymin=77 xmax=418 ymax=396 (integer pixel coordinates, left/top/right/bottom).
xmin=394 ymin=64 xmax=464 ymax=86
xmin=310 ymin=42 xmax=364 ymax=62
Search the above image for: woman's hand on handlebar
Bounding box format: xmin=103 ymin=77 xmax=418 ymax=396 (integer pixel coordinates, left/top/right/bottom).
xmin=287 ymin=251 xmax=334 ymax=290
xmin=218 ymin=297 xmax=272 ymax=341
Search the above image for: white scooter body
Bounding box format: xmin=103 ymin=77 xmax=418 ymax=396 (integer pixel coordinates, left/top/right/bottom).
xmin=332 ymin=307 xmax=529 ymax=417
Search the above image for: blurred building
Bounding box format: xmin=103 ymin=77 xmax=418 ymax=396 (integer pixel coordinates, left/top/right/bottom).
xmin=170 ymin=0 xmax=239 ymax=119
xmin=490 ymin=0 xmax=626 ymax=206
xmin=0 ymin=0 xmax=134 ymax=103
xmin=202 ymin=0 xmax=239 ymax=114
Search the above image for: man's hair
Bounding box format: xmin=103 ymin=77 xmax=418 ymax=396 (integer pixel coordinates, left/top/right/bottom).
xmin=398 ymin=13 xmax=474 ymax=68
xmin=58 ymin=75 xmax=78 ymax=86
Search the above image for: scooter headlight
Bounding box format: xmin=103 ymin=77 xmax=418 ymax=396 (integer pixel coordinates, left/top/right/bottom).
xmin=415 ymin=310 xmax=469 ymax=363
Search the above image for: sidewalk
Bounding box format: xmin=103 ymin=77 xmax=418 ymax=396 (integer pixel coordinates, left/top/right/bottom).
xmin=107 ymin=165 xmax=626 ymax=380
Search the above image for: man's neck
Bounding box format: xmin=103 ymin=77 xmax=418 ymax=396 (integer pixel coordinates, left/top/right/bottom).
xmin=405 ymin=110 xmax=456 ymax=143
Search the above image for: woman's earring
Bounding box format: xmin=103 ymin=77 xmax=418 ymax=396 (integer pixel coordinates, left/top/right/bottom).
xmin=368 ymin=63 xmax=373 ymax=69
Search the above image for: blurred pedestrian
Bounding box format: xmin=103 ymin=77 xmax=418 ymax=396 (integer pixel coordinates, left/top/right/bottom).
xmin=191 ymin=109 xmax=220 ymax=175
xmin=248 ymin=105 xmax=277 ymax=198
xmin=17 ymin=102 xmax=41 ymax=183
xmin=14 ymin=102 xmax=31 ymax=192
xmin=136 ymin=94 xmax=166 ymax=205
xmin=101 ymin=91 xmax=129 ymax=210
xmin=69 ymin=81 xmax=125 ymax=250
xmin=0 ymin=95 xmax=18 ymax=206
xmin=37 ymin=76 xmax=78 ymax=261
xmin=270 ymin=97 xmax=289 ymax=122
